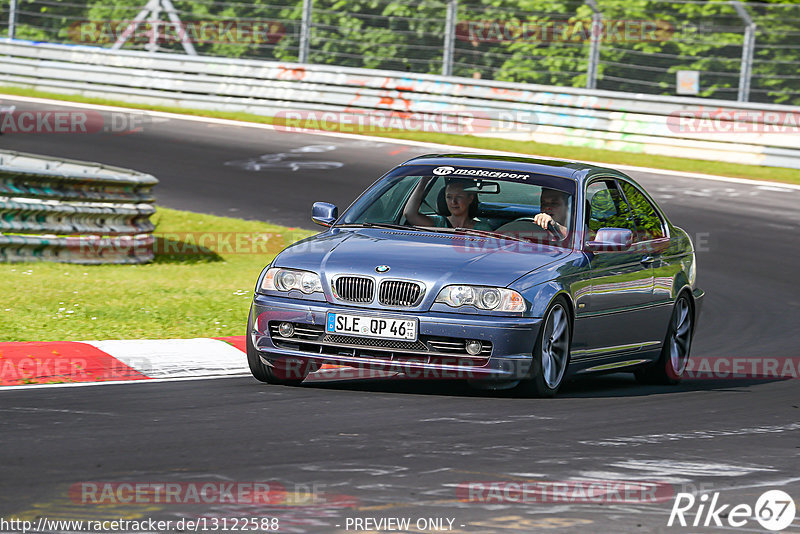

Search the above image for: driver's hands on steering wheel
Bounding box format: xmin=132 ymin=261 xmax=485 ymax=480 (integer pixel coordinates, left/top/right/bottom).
xmin=533 ymin=213 xmax=566 ymax=240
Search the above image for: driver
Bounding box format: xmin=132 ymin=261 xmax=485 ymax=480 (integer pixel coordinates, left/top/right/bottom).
xmin=533 ymin=188 xmax=570 ymax=240
xmin=404 ymin=176 xmax=492 ymax=230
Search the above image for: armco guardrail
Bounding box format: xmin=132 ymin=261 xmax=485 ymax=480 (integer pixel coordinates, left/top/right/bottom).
xmin=0 ymin=40 xmax=798 ymax=169
xmin=0 ymin=149 xmax=157 ymax=263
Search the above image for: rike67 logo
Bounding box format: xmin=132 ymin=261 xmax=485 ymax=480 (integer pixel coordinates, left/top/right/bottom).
xmin=668 ymin=489 xmax=796 ymax=531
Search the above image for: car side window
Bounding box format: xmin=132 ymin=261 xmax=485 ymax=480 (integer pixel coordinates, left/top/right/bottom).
xmin=585 ymin=179 xmax=635 ymax=240
xmin=357 ymin=176 xmax=418 ymax=223
xmin=619 ymin=182 xmax=665 ymax=241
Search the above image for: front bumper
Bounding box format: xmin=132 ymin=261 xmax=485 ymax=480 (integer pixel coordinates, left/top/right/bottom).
xmin=251 ymin=294 xmax=542 ymax=381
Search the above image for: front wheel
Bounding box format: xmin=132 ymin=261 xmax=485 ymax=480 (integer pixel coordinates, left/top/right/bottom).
xmin=635 ymin=293 xmax=694 ymax=385
xmin=515 ymin=298 xmax=572 ymax=398
xmin=246 ymin=309 xmax=309 ymax=386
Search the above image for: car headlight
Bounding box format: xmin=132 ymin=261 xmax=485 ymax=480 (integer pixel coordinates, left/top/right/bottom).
xmin=261 ymin=267 xmax=322 ymax=294
xmin=435 ymin=285 xmax=526 ymax=312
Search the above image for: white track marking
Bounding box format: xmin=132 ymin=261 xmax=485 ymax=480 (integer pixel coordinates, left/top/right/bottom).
xmin=579 ymin=422 xmax=800 ymax=447
xmin=0 ymin=373 xmax=251 ymax=392
xmin=84 ymin=338 xmax=248 ymax=378
xmin=421 ymin=415 xmax=554 ymax=424
xmin=607 ymin=460 xmax=777 ymax=478
xmin=712 ymin=476 xmax=800 ymax=493
xmin=577 ymin=470 xmax=692 ymax=484
xmin=757 ymin=185 xmax=796 ymax=192
xmin=0 ymin=407 xmax=116 ymax=416
xmin=684 ymin=190 xmax=712 ymax=197
xmin=299 ymin=464 xmax=408 ymax=476
xmin=3 ymin=94 xmax=799 ymax=191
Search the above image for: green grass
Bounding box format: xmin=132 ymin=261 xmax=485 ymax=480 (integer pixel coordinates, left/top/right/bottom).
xmin=0 ymin=207 xmax=315 ymax=342
xmin=2 ymin=85 xmax=799 ymax=186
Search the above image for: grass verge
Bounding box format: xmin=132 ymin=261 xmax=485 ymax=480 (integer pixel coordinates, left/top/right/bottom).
xmin=2 ymin=85 xmax=798 ymax=186
xmin=0 ymin=207 xmax=314 ymax=342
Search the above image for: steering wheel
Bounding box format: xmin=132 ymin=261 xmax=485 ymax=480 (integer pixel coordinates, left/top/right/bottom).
xmin=493 ymin=218 xmax=552 ymax=241
xmin=545 ymin=220 xmax=568 ymax=242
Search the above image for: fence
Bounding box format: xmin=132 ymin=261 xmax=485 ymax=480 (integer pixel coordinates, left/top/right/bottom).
xmin=0 ymin=147 xmax=158 ymax=263
xmin=0 ymin=40 xmax=798 ymax=170
xmin=1 ymin=0 xmax=799 ymax=105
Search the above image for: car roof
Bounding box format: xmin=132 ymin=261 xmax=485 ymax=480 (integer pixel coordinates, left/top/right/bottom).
xmin=400 ymin=154 xmax=625 ymax=183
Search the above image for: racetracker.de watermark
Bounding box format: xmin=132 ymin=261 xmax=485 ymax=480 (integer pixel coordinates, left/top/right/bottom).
xmin=68 ymin=481 xmax=359 ymax=508
xmin=457 ymin=480 xmax=675 ymax=504
xmin=274 ymin=110 xmax=541 ymax=135
xmin=456 ymin=19 xmax=674 ymax=43
xmin=680 ymin=356 xmax=800 ymax=380
xmin=0 ymin=109 xmax=149 ymax=135
xmin=450 ymin=232 xmax=711 ymax=254
xmin=72 ymin=482 xmax=288 ymax=505
xmin=0 ymin=356 xmax=147 ymax=384
xmin=262 ymin=358 xmax=522 ymax=382
xmin=67 ymin=232 xmax=308 ymax=257
xmin=68 ymin=20 xmax=286 ymax=45
xmin=667 ymin=110 xmax=800 ymax=134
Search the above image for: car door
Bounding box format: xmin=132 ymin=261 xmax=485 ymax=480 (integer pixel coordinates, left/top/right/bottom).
xmin=618 ymin=179 xmax=675 ymax=347
xmin=576 ymin=178 xmax=657 ymax=362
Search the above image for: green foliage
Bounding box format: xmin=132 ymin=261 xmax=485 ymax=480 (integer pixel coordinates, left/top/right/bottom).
xmin=619 ymin=182 xmax=663 ymax=240
xmin=2 ymin=0 xmax=798 ymax=103
xmin=305 ymin=0 xmax=447 ymax=71
xmin=588 ymin=187 xmax=632 ymax=235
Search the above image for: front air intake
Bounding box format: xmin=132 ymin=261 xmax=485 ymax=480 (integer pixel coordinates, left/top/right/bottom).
xmin=378 ymin=280 xmax=423 ymax=307
xmin=333 ymin=276 xmax=374 ymax=303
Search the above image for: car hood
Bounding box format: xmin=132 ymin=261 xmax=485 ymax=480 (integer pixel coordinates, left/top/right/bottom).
xmin=274 ymin=228 xmax=569 ymax=289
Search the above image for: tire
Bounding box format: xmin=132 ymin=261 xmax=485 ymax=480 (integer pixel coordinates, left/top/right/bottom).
xmin=635 ymin=292 xmax=694 ymax=385
xmin=246 ymin=309 xmax=309 ymax=386
xmin=516 ymin=297 xmax=572 ymax=398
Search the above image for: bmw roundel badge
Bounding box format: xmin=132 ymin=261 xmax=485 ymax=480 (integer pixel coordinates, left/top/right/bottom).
xmin=375 ymin=265 xmax=390 ymax=273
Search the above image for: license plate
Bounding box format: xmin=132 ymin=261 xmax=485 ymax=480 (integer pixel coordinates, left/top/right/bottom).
xmin=326 ymin=312 xmax=417 ymax=341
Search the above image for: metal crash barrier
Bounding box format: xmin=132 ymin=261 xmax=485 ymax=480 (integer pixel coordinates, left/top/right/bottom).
xmin=0 ymin=150 xmax=158 ymax=263
xmin=0 ymin=40 xmax=798 ymax=169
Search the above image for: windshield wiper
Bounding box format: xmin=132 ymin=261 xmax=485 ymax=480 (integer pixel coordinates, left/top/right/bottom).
xmin=425 ymin=226 xmax=530 ymax=243
xmin=337 ymin=223 xmax=533 ymax=243
xmin=336 ymin=222 xmax=426 ymax=232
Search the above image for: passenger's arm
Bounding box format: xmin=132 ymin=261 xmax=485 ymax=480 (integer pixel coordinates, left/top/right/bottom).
xmin=403 ymin=176 xmax=436 ymax=226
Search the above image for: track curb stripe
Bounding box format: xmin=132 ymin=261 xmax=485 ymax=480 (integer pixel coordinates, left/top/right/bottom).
xmin=0 ymin=337 xmax=249 ymax=386
xmin=0 ymin=341 xmax=149 ymax=386
xmin=0 ymin=337 xmax=350 ymax=388
xmin=84 ymin=338 xmax=249 ymax=379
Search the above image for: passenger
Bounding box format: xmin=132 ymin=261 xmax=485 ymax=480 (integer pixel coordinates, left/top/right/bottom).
xmin=533 ymin=188 xmax=570 ymax=240
xmin=404 ymin=176 xmax=492 ymax=230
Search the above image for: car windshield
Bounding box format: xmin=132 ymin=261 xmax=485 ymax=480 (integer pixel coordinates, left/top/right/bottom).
xmin=339 ymin=164 xmax=576 ymax=248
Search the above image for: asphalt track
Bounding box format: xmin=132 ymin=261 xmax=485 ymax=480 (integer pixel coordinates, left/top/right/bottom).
xmin=1 ymin=98 xmax=799 ymax=533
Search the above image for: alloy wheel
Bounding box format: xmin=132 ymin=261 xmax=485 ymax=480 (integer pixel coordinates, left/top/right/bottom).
xmin=542 ymin=304 xmax=570 ymax=389
xmin=669 ymin=296 xmax=693 ymax=376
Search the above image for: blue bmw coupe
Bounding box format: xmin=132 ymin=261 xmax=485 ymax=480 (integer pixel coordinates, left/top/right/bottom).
xmin=247 ymin=154 xmax=703 ymax=396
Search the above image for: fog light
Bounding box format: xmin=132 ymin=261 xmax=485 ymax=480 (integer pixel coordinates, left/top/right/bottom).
xmin=465 ymin=340 xmax=483 ymax=356
xmin=278 ymin=322 xmax=295 ymax=337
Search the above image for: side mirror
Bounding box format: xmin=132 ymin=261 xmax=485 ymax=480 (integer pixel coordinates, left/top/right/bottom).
xmin=312 ymin=202 xmax=338 ymax=227
xmin=584 ymin=228 xmax=633 ymax=252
